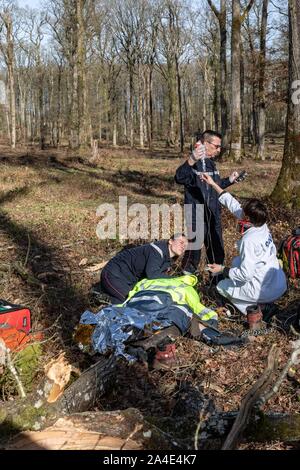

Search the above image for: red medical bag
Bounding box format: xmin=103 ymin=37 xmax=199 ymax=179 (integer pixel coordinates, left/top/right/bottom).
xmin=0 ymin=299 xmax=31 ymax=334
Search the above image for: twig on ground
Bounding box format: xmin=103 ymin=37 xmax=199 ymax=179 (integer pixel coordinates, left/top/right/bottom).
xmin=6 ymin=348 xmax=26 ymax=398
xmin=23 ymin=233 xmax=31 ymax=268
xmin=194 ymin=399 xmax=211 ymax=450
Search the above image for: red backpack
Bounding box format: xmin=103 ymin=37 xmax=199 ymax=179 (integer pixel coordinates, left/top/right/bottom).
xmin=278 ymin=228 xmax=300 ymax=279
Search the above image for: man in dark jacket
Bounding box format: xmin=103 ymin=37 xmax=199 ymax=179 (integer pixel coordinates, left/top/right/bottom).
xmin=175 ymin=130 xmax=238 ymax=277
xmin=99 ymin=234 xmax=187 ymax=304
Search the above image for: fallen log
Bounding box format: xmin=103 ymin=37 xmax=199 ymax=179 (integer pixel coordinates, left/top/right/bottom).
xmin=0 ymin=355 xmax=118 ymax=438
xmin=4 ymin=408 xmax=183 ymax=450
xmin=6 ymin=407 xmax=300 ymax=451
xmin=1 ymin=348 xmax=300 ymax=449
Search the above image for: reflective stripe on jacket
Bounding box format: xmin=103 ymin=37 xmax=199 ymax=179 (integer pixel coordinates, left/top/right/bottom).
xmin=125 ymin=274 xmax=218 ymax=322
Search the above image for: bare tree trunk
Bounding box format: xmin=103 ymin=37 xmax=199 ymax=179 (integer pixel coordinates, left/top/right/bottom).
xmin=202 ymin=64 xmax=208 ymax=130
xmin=97 ymin=78 xmax=102 ymax=142
xmin=229 ymin=0 xmax=254 ymax=161
xmin=113 ymin=119 xmax=117 ymax=147
xmin=38 ymin=60 xmax=46 ymax=150
xmin=230 ymin=0 xmax=242 ymax=161
xmin=123 ymin=97 xmax=128 ymax=144
xmin=70 ymin=60 xmax=78 ymax=148
xmin=149 ymin=66 xmax=154 ymax=145
xmin=255 ymin=0 xmax=269 ymax=160
xmin=213 ymin=63 xmax=219 ymax=131
xmin=77 ymin=0 xmax=87 ymax=148
xmin=207 ymin=0 xmax=228 ymax=145
xmin=271 ymin=0 xmax=300 ymax=208
xmin=57 ymin=65 xmax=62 ymax=147
xmin=18 ymin=79 xmax=26 ymax=145
xmin=5 ymin=92 xmax=11 ymax=143
xmin=4 ymin=13 xmax=16 ymax=149
xmin=219 ymin=0 xmax=228 ymax=146
xmin=145 ymin=68 xmax=151 ymax=148
xmin=129 ymin=68 xmax=134 ymax=148
xmin=138 ymin=65 xmax=144 ymax=148
xmin=167 ymin=64 xmax=176 ymax=147
xmin=175 ymin=55 xmax=184 ymax=153
xmin=240 ymin=44 xmax=245 ymax=157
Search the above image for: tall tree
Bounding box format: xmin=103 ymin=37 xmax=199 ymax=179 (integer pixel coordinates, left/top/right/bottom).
xmin=230 ymin=0 xmax=255 ymax=161
xmin=255 ymin=0 xmax=269 ymax=160
xmin=271 ymin=0 xmax=300 ymax=208
xmin=47 ymin=0 xmax=93 ymax=149
xmin=111 ymin=0 xmax=148 ymax=148
xmin=158 ymin=0 xmax=191 ymax=150
xmin=207 ymin=0 xmax=228 ymax=147
xmin=23 ymin=10 xmax=47 ymax=149
xmin=0 ymin=0 xmax=16 ymax=148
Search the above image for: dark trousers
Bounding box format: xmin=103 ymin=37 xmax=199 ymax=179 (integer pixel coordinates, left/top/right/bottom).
xmin=182 ymin=218 xmax=224 ymax=282
xmin=100 ymin=268 xmax=131 ymax=304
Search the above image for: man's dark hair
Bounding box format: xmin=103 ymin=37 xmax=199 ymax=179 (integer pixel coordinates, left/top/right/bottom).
xmin=170 ymin=233 xmax=186 ymax=241
xmin=202 ymin=130 xmax=222 ymax=142
xmin=243 ymin=199 xmax=268 ymax=227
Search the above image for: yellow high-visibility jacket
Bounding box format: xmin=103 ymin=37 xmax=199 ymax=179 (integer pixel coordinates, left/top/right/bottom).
xmin=125 ymin=274 xmax=218 ymax=322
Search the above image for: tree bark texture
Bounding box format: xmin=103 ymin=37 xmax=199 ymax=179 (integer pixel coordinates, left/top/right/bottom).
xmin=271 ymin=0 xmax=300 ymax=208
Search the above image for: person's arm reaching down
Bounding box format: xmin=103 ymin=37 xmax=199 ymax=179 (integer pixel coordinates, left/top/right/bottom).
xmin=201 ymin=173 xmax=244 ymax=219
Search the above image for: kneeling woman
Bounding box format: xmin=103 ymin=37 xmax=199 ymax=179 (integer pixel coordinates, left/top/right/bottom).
xmin=202 ymin=173 xmax=287 ymax=314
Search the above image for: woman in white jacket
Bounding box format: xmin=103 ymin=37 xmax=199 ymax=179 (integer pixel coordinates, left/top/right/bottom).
xmin=201 ymin=173 xmax=287 ymax=314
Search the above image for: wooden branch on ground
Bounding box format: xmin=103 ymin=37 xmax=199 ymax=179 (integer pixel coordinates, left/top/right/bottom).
xmin=0 ymin=355 xmax=118 ymax=436
xmin=259 ymin=339 xmax=300 ymax=406
xmin=221 ymin=344 xmax=279 ymax=450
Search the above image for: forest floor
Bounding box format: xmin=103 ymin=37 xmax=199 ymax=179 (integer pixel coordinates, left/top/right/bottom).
xmin=0 ymin=138 xmax=299 ymax=450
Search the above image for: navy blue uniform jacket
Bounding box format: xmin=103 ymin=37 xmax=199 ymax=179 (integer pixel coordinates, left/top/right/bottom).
xmin=175 ymin=158 xmax=232 ymax=224
xmin=103 ymin=241 xmax=171 ymax=287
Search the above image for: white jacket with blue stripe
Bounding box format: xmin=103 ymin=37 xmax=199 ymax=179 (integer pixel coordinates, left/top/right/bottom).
xmin=218 ymin=192 xmax=287 ymax=306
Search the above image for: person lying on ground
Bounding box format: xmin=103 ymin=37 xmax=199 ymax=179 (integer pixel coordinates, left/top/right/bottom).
xmin=98 ymin=234 xmax=188 ymax=304
xmin=200 ymin=173 xmax=287 ymax=315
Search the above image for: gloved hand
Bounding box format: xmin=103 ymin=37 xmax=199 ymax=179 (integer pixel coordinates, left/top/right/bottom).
xmin=201 ymin=327 xmax=248 ymax=348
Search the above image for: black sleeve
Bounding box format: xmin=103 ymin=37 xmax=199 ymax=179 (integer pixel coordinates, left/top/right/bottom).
xmin=175 ymin=160 xmax=196 ymax=187
xmin=223 ymin=267 xmax=230 ymax=278
xmin=219 ymin=176 xmax=233 ymax=189
xmin=144 ymin=249 xmax=170 ymax=279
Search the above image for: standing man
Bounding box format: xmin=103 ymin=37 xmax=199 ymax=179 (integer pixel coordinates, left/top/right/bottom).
xmin=175 ymin=130 xmax=239 ymax=278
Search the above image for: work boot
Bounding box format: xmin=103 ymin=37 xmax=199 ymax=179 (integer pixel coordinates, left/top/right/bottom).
xmin=260 ymin=303 xmax=278 ymax=323
xmin=152 ymin=343 xmax=177 ymax=370
xmin=246 ymin=305 xmax=263 ymax=330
